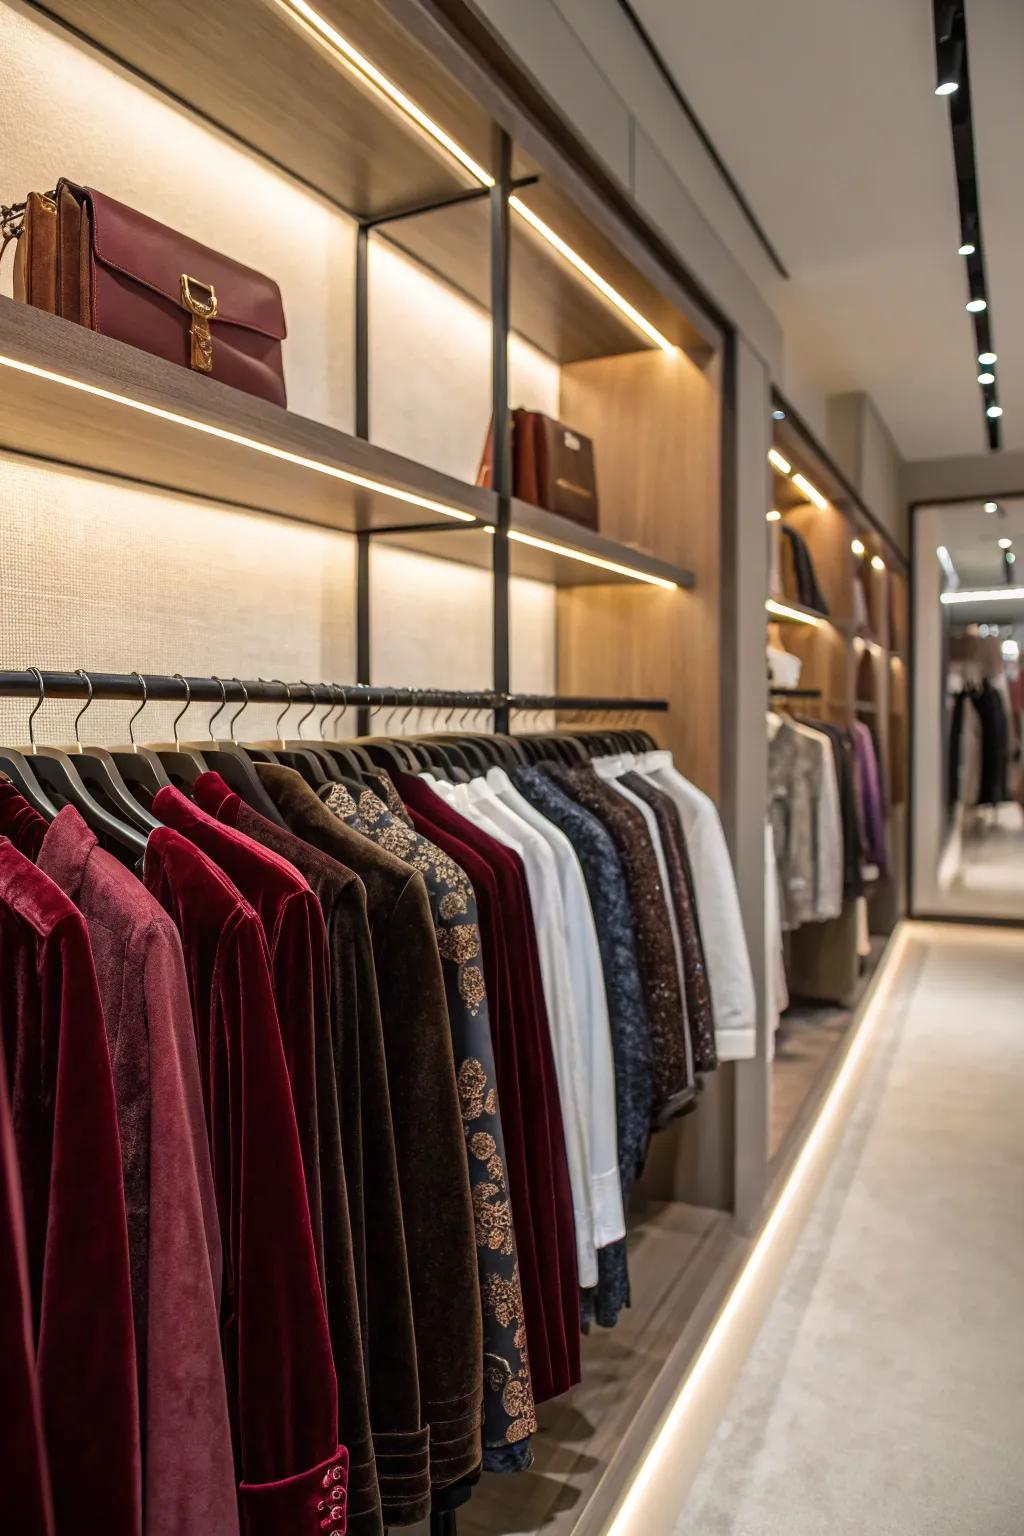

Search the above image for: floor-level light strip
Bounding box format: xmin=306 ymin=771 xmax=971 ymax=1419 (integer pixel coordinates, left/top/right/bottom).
xmin=0 ymin=355 xmax=479 ymax=523
xmin=606 ymin=924 xmax=914 ymax=1535
xmin=940 ymin=586 xmax=1024 ymax=604
xmin=766 ymin=598 xmax=819 ymax=627
xmin=484 ymin=525 xmax=678 ymax=588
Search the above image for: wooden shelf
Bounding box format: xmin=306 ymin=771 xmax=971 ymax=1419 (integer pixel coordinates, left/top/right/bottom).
xmin=766 ymin=597 xmax=850 ymax=635
xmin=0 ymin=299 xmax=696 ymax=589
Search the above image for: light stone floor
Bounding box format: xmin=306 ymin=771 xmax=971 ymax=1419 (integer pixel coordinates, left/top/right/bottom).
xmin=677 ymin=923 xmax=1024 ymax=1535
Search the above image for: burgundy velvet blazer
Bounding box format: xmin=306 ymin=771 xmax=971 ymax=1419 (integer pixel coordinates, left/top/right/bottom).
xmin=143 ymin=826 xmax=346 ymax=1536
xmin=0 ymin=1034 xmax=54 ymax=1535
xmin=393 ymin=772 xmax=582 ymax=1402
xmin=0 ymin=838 xmax=141 ymax=1536
xmin=181 ymin=776 xmax=384 ymax=1536
xmin=256 ymin=764 xmax=483 ymax=1505
xmin=193 ymin=773 xmax=422 ymax=1532
xmin=0 ymin=791 xmax=237 ymax=1536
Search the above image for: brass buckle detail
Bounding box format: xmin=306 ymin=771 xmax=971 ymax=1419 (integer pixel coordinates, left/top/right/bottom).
xmin=180 ymin=273 xmax=218 ymax=374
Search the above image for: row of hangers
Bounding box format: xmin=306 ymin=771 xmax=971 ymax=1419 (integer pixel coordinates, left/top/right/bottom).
xmin=0 ymin=670 xmax=657 ymax=865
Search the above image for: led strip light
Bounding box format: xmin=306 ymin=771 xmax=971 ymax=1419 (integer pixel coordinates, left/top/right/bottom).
xmin=268 ymin=0 xmax=674 ymax=353
xmin=0 ymin=355 xmax=479 ymax=523
xmin=766 ymin=598 xmax=819 ymax=627
xmin=940 ymin=586 xmax=1024 ymax=604
xmin=484 ymin=525 xmax=678 ymax=589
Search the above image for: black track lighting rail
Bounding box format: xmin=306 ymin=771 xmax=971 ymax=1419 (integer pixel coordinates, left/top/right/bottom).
xmin=932 ymin=0 xmax=1001 ymax=449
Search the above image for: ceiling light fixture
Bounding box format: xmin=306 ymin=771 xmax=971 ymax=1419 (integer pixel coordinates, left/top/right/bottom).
xmin=959 ymin=242 xmax=976 ymax=256
xmin=979 ymin=351 xmax=997 ymax=365
xmin=851 ymin=538 xmax=866 ymax=556
xmin=0 ymin=354 xmax=480 ymax=522
xmin=766 ymin=510 xmax=781 ymax=522
xmin=941 ymin=586 xmax=1024 ymax=604
xmin=871 ymin=555 xmax=886 ymax=571
xmin=270 ymin=0 xmax=675 ymax=354
xmin=966 ymin=297 xmax=988 ymax=313
xmin=998 ymin=537 xmax=1012 ymax=549
xmin=1008 ymin=553 xmax=1017 ymax=566
xmin=766 ymin=599 xmax=819 ymax=627
xmin=934 ymin=23 xmax=964 ymax=96
xmin=768 ymin=449 xmax=792 ymax=475
xmin=987 ymin=405 xmax=1004 ymax=419
xmin=792 ymin=473 xmax=828 ymax=510
xmin=978 ymin=372 xmax=995 ymax=385
xmin=984 ymin=501 xmax=999 ymax=513
xmin=771 ymin=409 xmax=786 ymax=421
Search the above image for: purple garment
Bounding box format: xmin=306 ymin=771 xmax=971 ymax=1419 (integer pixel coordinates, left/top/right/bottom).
xmin=850 ymin=721 xmax=888 ymax=877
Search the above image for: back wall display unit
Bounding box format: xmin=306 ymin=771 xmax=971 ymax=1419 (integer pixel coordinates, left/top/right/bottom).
xmin=0 ymin=2 xmax=750 ymax=1535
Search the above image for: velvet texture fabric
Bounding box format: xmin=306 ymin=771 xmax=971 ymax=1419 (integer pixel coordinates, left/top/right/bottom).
xmin=255 ymin=766 xmax=483 ymax=1503
xmin=0 ymin=790 xmax=237 ymax=1536
xmin=0 ymin=1037 xmax=54 ymax=1536
xmin=0 ymin=838 xmax=141 ymax=1536
xmin=319 ymin=780 xmax=537 ymax=1469
xmin=143 ymin=826 xmax=346 ymax=1536
xmin=621 ymin=773 xmax=718 ymax=1074
xmin=192 ymin=775 xmax=424 ymax=1530
xmin=511 ymin=767 xmax=653 ymax=1331
xmin=393 ymin=770 xmax=581 ymax=1404
xmin=189 ymin=773 xmax=390 ymax=1536
xmin=544 ymin=765 xmax=694 ymax=1126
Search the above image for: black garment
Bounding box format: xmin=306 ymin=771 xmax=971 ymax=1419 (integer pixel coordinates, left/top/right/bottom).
xmin=782 ymin=525 xmax=830 ymax=615
xmin=972 ymin=682 xmax=1008 ymax=805
xmin=948 ymin=690 xmax=967 ymax=808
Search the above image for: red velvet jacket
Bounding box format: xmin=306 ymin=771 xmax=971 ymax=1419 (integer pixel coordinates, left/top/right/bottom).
xmin=0 ymin=838 xmax=141 ymax=1536
xmin=155 ymin=784 xmax=381 ymax=1535
xmin=0 ymin=1037 xmax=53 ymax=1536
xmin=143 ymin=826 xmax=346 ymax=1536
xmin=0 ymin=790 xmax=238 ymax=1536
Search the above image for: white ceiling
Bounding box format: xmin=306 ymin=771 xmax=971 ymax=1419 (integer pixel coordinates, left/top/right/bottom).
xmin=630 ymin=0 xmax=1023 ymax=463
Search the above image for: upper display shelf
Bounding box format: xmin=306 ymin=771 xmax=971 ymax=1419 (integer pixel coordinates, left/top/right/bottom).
xmin=32 ymin=0 xmax=709 ymax=364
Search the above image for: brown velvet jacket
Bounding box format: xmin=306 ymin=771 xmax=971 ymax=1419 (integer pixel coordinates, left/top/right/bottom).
xmin=257 ymin=766 xmax=484 ymax=1505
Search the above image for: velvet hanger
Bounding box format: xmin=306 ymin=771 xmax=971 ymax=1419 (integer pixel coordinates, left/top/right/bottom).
xmin=15 ymin=669 xmax=147 ymax=861
xmin=148 ymin=675 xmax=210 ymax=790
xmin=0 ymin=743 xmax=58 ymax=819
xmin=62 ymin=671 xmax=161 ymax=835
xmin=179 ymin=678 xmax=288 ymax=826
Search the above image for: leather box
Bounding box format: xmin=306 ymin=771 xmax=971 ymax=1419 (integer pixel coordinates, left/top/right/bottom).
xmin=478 ymin=409 xmax=599 ymax=530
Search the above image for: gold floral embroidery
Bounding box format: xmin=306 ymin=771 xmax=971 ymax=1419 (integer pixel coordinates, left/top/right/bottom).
xmin=458 ymin=1058 xmax=487 ymax=1123
xmin=470 ymin=1130 xmax=496 ymax=1161
xmin=357 ymin=790 xmax=388 ymax=825
xmin=473 ymin=1182 xmax=513 ymax=1255
xmin=507 ymin=1416 xmax=535 ymax=1444
xmin=439 ymin=889 xmax=469 ymax=920
xmin=437 ymin=924 xmax=481 ymax=965
xmin=502 ymin=1379 xmax=532 ymax=1419
xmin=321 ymin=782 xmax=360 ymax=820
xmin=459 ymin=965 xmax=486 ymax=1014
xmin=377 ymin=823 xmax=418 ymax=859
xmin=482 ymin=1272 xmax=523 ymax=1329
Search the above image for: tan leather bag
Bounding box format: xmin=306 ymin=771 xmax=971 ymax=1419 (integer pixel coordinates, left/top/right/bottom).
xmin=477 ymin=409 xmax=599 ymax=530
xmin=3 ymin=181 xmax=288 ymax=406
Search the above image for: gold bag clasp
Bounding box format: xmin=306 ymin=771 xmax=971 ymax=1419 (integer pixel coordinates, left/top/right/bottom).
xmin=180 ymin=273 xmax=218 ymax=373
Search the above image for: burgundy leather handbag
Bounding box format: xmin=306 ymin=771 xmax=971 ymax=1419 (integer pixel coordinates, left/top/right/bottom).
xmin=6 ymin=180 xmax=288 ymax=406
xmin=477 ymin=408 xmax=599 ymax=530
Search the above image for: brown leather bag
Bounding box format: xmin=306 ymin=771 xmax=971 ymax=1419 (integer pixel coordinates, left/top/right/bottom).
xmin=4 ymin=181 xmax=288 ymax=406
xmin=478 ymin=409 xmax=599 ymax=529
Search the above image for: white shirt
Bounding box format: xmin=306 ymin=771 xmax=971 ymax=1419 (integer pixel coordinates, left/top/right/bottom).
xmin=421 ymin=773 xmax=602 ymax=1286
xmin=485 ymin=767 xmax=625 ymax=1252
xmin=637 ymin=751 xmax=757 ymax=1062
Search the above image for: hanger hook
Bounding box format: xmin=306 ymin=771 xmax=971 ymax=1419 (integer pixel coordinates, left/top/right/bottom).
xmin=127 ymin=672 xmax=148 ymax=751
xmin=72 ymin=668 xmax=94 ymax=753
xmin=172 ymin=673 xmax=192 ymax=749
xmin=228 ymin=678 xmax=248 ymax=744
xmin=25 ymin=666 xmax=45 ymax=754
xmin=208 ymin=676 xmax=227 ymax=740
xmin=296 ymin=682 xmax=318 ymax=740
xmin=332 ymin=684 xmax=349 ymax=736
xmin=270 ymin=680 xmax=292 ymax=745
xmin=318 ymin=685 xmax=335 ymax=739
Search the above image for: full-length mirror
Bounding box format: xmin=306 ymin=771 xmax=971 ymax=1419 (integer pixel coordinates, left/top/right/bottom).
xmin=914 ymin=498 xmax=1024 ymax=919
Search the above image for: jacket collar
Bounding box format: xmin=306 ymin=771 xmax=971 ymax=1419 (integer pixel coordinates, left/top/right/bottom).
xmin=36 ymin=805 xmax=99 ymax=905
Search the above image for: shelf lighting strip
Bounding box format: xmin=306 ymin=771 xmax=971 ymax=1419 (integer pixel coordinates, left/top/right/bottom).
xmin=0 ymin=354 xmax=479 ymax=523
xmin=483 ymin=525 xmax=678 ymax=589
xmin=766 ymin=599 xmax=819 ymax=627
xmin=268 ymin=0 xmax=674 ymax=353
xmin=940 ymin=587 xmax=1024 ymax=604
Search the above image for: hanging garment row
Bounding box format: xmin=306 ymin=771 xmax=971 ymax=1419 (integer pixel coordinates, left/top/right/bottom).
xmin=0 ymin=670 xmax=755 ymax=1536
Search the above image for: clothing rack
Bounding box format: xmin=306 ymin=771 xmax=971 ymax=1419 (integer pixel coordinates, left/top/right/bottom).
xmin=0 ymin=669 xmax=668 ymax=716
xmin=769 ymin=687 xmax=822 ymax=699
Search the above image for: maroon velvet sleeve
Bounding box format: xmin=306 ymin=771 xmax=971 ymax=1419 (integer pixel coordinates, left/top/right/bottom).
xmin=0 ymin=1044 xmax=54 ymax=1536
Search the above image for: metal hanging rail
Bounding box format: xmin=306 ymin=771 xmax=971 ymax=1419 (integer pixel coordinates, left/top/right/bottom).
xmin=0 ymin=670 xmax=668 ymax=713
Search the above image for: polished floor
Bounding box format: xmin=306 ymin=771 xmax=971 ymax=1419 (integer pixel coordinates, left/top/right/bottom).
xmin=677 ymin=923 xmax=1024 ymax=1535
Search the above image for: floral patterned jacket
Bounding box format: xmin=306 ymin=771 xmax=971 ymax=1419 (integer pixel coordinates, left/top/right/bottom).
xmin=319 ymin=779 xmax=536 ymax=1470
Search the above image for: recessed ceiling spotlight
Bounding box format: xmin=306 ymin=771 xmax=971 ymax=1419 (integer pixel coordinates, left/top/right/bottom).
xmin=998 ymin=537 xmax=1013 ymax=549
xmin=978 ymin=372 xmax=996 ymax=385
xmin=871 ymin=555 xmax=886 ymax=571
xmin=988 ymin=404 xmax=1004 ymax=419
xmin=966 ymin=297 xmax=988 ymax=313
xmin=851 ymin=538 xmax=866 ymax=556
xmin=979 ymin=351 xmax=997 ymax=365
xmin=771 ymin=409 xmax=786 ymax=421
xmin=984 ymin=501 xmax=999 ymax=513
xmin=766 ymin=509 xmax=781 ymax=522
xmin=959 ymin=242 xmax=976 ymax=256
